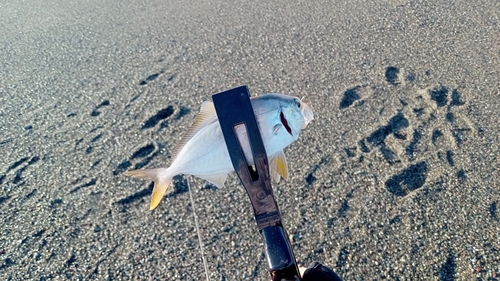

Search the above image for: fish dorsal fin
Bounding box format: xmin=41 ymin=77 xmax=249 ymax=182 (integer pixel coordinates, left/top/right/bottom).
xmin=269 ymin=150 xmax=289 ymax=181
xmin=198 ymin=173 xmax=228 ymax=188
xmin=171 ymin=101 xmax=218 ymax=161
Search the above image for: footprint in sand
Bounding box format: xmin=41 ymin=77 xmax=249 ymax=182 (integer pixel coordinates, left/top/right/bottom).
xmin=341 ymin=66 xmax=477 ymax=196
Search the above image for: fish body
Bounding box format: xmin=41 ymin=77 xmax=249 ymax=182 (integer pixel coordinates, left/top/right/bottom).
xmin=127 ymin=93 xmax=313 ymax=210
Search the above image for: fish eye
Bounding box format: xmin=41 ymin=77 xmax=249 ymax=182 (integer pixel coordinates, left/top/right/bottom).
xmin=294 ymin=98 xmax=301 ymax=109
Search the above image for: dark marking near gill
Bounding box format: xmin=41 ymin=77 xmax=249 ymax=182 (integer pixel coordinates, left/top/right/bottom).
xmin=70 ymin=178 xmax=97 ymax=194
xmin=142 ymin=106 xmax=174 ymax=129
xmin=116 ymin=182 xmax=154 ymax=205
xmin=280 ymin=112 xmax=292 ymax=135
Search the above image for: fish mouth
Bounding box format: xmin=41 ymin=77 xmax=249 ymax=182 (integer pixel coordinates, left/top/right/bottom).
xmin=301 ymin=102 xmax=314 ymax=129
xmin=280 ymin=111 xmax=293 ymax=136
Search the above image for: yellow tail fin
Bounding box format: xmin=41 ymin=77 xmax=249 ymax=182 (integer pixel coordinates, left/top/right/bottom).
xmin=126 ymin=168 xmax=172 ymax=210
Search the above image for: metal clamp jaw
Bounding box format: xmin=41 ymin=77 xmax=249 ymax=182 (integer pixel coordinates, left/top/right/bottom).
xmin=212 ymin=86 xmax=301 ymax=281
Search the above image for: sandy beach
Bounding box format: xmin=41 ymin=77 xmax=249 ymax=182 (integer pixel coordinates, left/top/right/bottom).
xmin=1 ymin=0 xmax=499 ymax=280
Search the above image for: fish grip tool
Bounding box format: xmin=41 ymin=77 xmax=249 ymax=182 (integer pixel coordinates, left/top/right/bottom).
xmin=212 ymin=86 xmax=301 ymax=281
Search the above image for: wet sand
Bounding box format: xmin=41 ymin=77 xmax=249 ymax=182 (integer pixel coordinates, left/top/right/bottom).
xmin=1 ymin=0 xmax=499 ymax=280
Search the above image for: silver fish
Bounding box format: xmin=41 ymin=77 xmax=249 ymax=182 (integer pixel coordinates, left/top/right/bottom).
xmin=127 ymin=93 xmax=314 ymax=210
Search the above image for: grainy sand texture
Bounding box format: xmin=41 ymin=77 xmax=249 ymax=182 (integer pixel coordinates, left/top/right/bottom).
xmin=1 ymin=0 xmax=499 ymax=280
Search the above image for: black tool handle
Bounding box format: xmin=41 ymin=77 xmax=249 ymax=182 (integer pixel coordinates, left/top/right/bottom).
xmin=262 ymin=225 xmax=301 ymax=281
xmin=212 ymin=86 xmax=280 ymax=229
xmin=212 ymin=86 xmax=301 ymax=281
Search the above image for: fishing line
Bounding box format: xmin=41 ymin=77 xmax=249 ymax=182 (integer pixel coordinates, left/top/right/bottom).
xmin=187 ymin=178 xmax=210 ymax=281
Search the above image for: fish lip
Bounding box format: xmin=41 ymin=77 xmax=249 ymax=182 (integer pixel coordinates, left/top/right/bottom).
xmin=301 ymin=102 xmax=314 ymax=129
xmin=280 ymin=111 xmax=293 ymax=136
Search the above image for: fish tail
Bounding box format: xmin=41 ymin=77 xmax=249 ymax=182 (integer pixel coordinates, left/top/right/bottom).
xmin=126 ymin=168 xmax=173 ymax=210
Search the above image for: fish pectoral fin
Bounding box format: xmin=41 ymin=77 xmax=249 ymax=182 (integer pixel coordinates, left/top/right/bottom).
xmin=272 ymin=124 xmax=282 ymax=135
xmin=126 ymin=168 xmax=172 ymax=210
xmin=269 ymin=150 xmax=289 ymax=181
xmin=199 ymin=173 xmax=228 ymax=188
xmin=270 ymin=168 xmax=281 ymax=183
